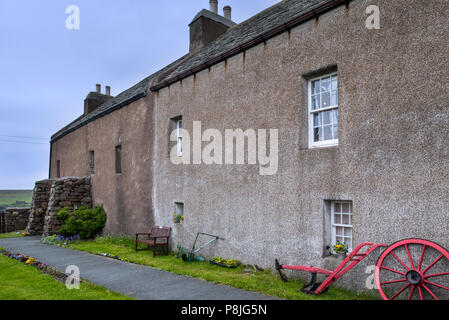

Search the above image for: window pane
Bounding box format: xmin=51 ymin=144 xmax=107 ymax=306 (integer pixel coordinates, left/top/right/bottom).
xmin=314 ymin=113 xmax=322 ymax=127
xmin=321 ymin=77 xmax=330 ymax=92
xmin=324 ymin=126 xmax=333 ymax=141
xmin=332 ymin=109 xmax=339 ymax=124
xmin=334 ymin=203 xmax=341 ymax=212
xmin=331 ymin=76 xmax=338 ymax=90
xmin=342 ymin=203 xmax=350 ymax=213
xmin=336 ymin=227 xmax=343 ymax=236
xmin=336 ymin=236 xmax=344 ymax=244
xmin=331 ymin=90 xmax=338 ymax=106
xmin=314 ymin=128 xmax=322 ymax=142
xmin=342 ymin=215 xmax=350 ymax=225
xmin=312 ymin=80 xmax=320 ymax=94
xmin=322 ymin=92 xmax=330 ymax=108
xmin=323 ymin=110 xmax=332 ymax=125
xmin=334 ymin=214 xmax=341 ymax=224
xmin=333 ymin=125 xmax=339 ymax=140
xmin=344 ymin=228 xmax=352 ymax=237
xmin=312 ymin=95 xmax=321 ymax=110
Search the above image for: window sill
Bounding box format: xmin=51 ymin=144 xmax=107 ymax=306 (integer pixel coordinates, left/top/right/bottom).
xmin=307 ymin=144 xmax=339 ymax=151
xmin=309 ymin=142 xmax=339 ymax=149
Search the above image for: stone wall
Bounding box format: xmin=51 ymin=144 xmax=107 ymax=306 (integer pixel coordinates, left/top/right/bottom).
xmin=4 ymin=208 xmax=31 ymax=233
xmin=26 ymin=180 xmax=53 ymax=235
xmin=42 ymin=177 xmax=92 ymax=236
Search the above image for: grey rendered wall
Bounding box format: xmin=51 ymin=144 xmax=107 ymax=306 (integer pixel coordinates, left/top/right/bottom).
xmin=152 ymin=0 xmax=449 ymax=293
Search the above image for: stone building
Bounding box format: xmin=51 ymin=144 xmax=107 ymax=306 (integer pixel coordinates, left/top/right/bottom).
xmin=48 ymin=0 xmax=449 ymax=293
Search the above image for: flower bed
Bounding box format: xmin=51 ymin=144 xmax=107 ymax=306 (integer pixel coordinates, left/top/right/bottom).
xmin=7 ymin=252 xmax=47 ymax=270
xmin=95 ymin=252 xmax=130 ymax=263
xmin=0 ymin=249 xmax=72 ymax=284
xmin=209 ymin=257 xmax=241 ymax=269
xmin=41 ymin=235 xmax=80 ymax=247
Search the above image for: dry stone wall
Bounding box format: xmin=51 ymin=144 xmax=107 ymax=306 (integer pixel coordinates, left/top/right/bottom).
xmin=42 ymin=177 xmax=92 ymax=236
xmin=4 ymin=208 xmax=31 ymax=233
xmin=26 ymin=180 xmax=53 ymax=235
xmin=24 ymin=177 xmax=92 ymax=236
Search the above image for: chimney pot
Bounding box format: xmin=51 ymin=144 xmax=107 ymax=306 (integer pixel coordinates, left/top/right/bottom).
xmin=106 ymin=86 xmax=111 ymax=96
xmin=96 ymin=84 xmax=101 ymax=93
xmin=223 ymin=6 xmax=232 ymax=21
xmin=209 ymin=0 xmax=218 ymax=14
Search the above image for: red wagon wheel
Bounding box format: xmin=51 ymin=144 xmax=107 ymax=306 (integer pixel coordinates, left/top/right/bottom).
xmin=375 ymin=239 xmax=449 ymax=300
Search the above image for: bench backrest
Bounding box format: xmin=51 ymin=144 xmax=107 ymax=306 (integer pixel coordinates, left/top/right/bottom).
xmin=149 ymin=226 xmax=171 ymax=238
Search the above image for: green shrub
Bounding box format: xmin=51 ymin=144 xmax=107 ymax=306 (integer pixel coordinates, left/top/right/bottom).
xmin=41 ymin=235 xmax=59 ymax=245
xmin=56 ymin=206 xmax=107 ymax=240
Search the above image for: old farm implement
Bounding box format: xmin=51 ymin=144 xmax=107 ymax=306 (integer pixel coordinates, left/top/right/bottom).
xmin=177 ymin=232 xmax=225 ymax=263
xmin=275 ymin=239 xmax=449 ymax=300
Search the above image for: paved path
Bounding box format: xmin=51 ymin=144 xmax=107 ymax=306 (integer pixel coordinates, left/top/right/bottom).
xmin=0 ymin=237 xmax=276 ymax=300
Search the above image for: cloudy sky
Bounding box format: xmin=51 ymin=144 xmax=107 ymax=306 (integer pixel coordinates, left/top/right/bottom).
xmin=0 ymin=0 xmax=278 ymax=190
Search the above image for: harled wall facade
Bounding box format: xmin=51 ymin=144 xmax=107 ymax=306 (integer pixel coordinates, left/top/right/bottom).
xmin=49 ymin=0 xmax=449 ymax=293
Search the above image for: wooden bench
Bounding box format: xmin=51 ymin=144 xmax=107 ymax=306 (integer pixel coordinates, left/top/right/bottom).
xmin=135 ymin=226 xmax=171 ymax=257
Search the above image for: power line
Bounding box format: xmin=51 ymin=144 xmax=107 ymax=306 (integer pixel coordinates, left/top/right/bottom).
xmin=0 ymin=139 xmax=48 ymax=145
xmin=0 ymin=134 xmax=48 ymax=141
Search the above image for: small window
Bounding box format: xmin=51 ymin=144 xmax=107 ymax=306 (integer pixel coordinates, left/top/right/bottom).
xmin=115 ymin=145 xmax=122 ymax=174
xmin=175 ymin=202 xmax=184 ymax=216
xmin=331 ymin=201 xmax=353 ymax=252
xmin=170 ymin=116 xmax=183 ymax=158
xmin=309 ymin=73 xmax=339 ymax=148
xmin=176 ymin=119 xmax=183 ymax=157
xmin=56 ymin=160 xmax=61 ymax=178
xmin=89 ymin=151 xmax=95 ymax=175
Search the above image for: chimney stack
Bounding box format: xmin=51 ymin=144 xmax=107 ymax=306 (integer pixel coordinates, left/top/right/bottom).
xmin=223 ymin=6 xmax=232 ymax=21
xmin=209 ymin=0 xmax=218 ymax=14
xmin=189 ymin=3 xmax=236 ymax=53
xmin=84 ymin=84 xmax=113 ymax=115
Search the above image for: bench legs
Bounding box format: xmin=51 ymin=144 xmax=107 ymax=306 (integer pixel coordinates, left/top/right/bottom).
xmin=135 ymin=241 xmax=169 ymax=257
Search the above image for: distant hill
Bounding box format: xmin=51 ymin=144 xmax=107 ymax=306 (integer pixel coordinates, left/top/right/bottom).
xmin=0 ymin=190 xmax=33 ymax=208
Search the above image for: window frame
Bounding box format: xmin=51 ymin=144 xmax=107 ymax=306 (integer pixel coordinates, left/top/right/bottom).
xmin=330 ymin=201 xmax=353 ymax=253
xmin=115 ymin=145 xmax=122 ymax=174
xmin=176 ymin=119 xmax=183 ymax=157
xmin=89 ymin=150 xmax=95 ymax=175
xmin=308 ymin=72 xmax=339 ymax=149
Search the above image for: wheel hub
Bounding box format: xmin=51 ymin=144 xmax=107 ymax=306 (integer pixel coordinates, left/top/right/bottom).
xmin=406 ymin=270 xmax=422 ymax=285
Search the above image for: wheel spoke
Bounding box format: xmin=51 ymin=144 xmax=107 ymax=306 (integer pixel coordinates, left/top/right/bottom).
xmin=422 ymin=254 xmax=443 ymax=275
xmin=391 ymin=251 xmax=410 ymax=271
xmin=408 ymin=285 xmax=415 ymax=300
xmin=381 ymin=279 xmax=407 ymax=285
xmin=418 ymin=245 xmax=427 ymax=271
xmin=405 ymin=244 xmax=415 ymax=270
xmin=380 ymin=266 xmax=406 ymax=276
xmin=425 ymin=280 xmax=449 ymax=291
xmin=425 ymin=272 xmax=449 ymax=279
xmin=389 ymin=283 xmax=411 ymax=300
xmin=418 ymin=286 xmax=424 ymax=300
xmin=422 ymin=283 xmax=439 ymax=300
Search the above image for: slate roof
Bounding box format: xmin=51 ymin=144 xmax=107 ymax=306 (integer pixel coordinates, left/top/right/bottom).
xmin=51 ymin=53 xmax=191 ymax=141
xmin=190 ymin=9 xmax=237 ymax=27
xmin=52 ymin=0 xmax=340 ymax=142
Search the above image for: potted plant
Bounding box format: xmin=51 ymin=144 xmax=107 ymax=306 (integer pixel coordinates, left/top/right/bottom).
xmin=173 ymin=212 xmax=184 ymax=224
xmin=328 ymin=241 xmax=349 ymax=259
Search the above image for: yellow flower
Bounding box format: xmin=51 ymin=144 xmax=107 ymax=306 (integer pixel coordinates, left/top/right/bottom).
xmin=181 ymin=216 xmax=185 ymax=221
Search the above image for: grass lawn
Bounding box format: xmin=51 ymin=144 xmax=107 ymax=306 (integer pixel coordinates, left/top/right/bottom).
xmin=0 ymin=190 xmax=33 ymax=208
xmin=68 ymin=236 xmax=379 ymax=300
xmin=0 ymin=252 xmax=133 ymax=300
xmin=0 ymin=231 xmax=27 ymax=239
